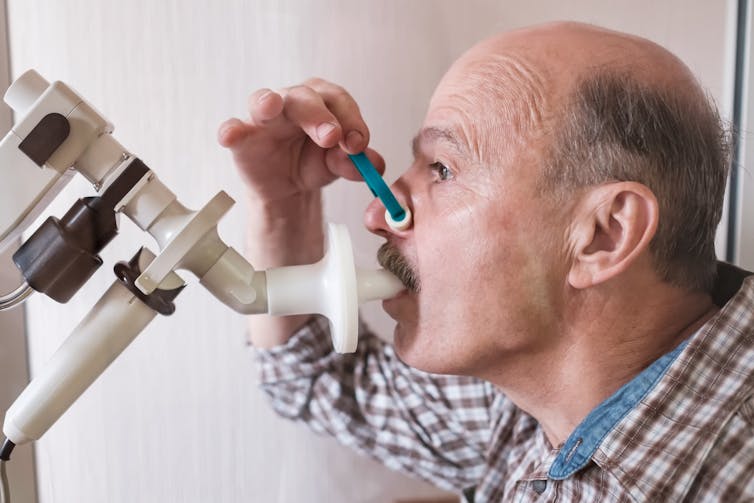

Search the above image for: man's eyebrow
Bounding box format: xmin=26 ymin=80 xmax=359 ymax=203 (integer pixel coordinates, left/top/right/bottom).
xmin=411 ymin=127 xmax=469 ymax=159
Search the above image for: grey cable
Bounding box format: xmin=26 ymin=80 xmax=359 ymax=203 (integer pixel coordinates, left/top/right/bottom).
xmin=0 ymin=281 xmax=33 ymax=311
xmin=0 ymin=460 xmax=9 ymax=503
xmin=0 ymin=439 xmax=15 ymax=503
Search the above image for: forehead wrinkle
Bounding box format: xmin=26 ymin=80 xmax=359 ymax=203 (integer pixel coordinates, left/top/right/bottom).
xmin=466 ymin=52 xmax=548 ymax=133
xmin=433 ymin=52 xmax=550 ymax=167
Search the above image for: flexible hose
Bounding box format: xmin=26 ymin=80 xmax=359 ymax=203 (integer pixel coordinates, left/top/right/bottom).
xmin=0 ymin=282 xmax=33 ymax=311
xmin=0 ymin=438 xmax=13 ymax=503
xmin=0 ymin=460 xmax=9 ymax=503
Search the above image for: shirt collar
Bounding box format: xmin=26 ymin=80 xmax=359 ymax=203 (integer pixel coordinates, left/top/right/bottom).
xmin=547 ymin=337 xmax=688 ymax=480
xmin=548 ymin=262 xmax=754 ymax=481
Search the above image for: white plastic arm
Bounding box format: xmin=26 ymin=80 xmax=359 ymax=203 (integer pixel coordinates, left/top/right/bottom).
xmin=2 ymin=249 xmax=184 ymax=445
xmin=0 ymin=70 xmax=131 ymax=253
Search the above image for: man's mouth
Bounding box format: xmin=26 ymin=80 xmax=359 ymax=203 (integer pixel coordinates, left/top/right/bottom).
xmin=377 ymin=242 xmax=420 ymax=293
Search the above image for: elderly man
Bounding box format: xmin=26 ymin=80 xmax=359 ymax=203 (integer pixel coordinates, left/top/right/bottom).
xmin=218 ymin=22 xmax=753 ymax=501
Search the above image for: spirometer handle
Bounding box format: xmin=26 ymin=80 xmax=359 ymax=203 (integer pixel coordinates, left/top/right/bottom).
xmin=2 ymin=280 xmax=158 ymax=445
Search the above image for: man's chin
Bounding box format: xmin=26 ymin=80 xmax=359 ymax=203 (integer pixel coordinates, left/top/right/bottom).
xmin=392 ymin=325 xmax=469 ymax=375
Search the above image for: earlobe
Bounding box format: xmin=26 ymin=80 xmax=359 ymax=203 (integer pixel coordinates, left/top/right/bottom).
xmin=567 ymin=182 xmax=658 ymax=289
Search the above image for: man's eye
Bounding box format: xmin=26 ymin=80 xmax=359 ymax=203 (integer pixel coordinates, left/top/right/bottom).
xmin=429 ymin=161 xmax=453 ymax=182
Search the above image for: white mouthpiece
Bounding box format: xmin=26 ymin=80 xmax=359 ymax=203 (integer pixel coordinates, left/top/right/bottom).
xmin=266 ymin=224 xmax=403 ymax=353
xmin=356 ymin=268 xmax=404 ymax=303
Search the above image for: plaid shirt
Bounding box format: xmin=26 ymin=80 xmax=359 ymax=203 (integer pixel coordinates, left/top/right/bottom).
xmin=255 ymin=263 xmax=754 ymax=501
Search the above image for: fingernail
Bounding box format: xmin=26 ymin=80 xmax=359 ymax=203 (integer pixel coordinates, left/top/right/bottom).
xmin=257 ymin=91 xmax=273 ymax=103
xmin=346 ymin=131 xmax=364 ymax=152
xmin=317 ymin=122 xmax=337 ymax=140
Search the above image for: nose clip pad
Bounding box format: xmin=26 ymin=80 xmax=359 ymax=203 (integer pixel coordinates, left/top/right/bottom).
xmin=348 ymin=152 xmax=412 ymax=231
xmin=385 ymin=206 xmax=412 ymax=231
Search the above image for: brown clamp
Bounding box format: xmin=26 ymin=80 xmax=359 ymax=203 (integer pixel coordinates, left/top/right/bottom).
xmin=18 ymin=112 xmax=70 ymax=167
xmin=114 ymin=248 xmax=184 ymax=316
xmin=12 ymin=159 xmax=150 ymax=303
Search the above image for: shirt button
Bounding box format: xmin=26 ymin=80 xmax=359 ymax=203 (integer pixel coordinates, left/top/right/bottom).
xmin=531 ymin=479 xmax=547 ymax=495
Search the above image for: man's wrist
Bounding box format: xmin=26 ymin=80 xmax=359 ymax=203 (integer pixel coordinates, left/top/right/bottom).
xmin=244 ymin=191 xmax=325 ymax=268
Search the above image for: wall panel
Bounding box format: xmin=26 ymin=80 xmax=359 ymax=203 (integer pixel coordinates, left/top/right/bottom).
xmin=734 ymin=0 xmax=753 ymax=269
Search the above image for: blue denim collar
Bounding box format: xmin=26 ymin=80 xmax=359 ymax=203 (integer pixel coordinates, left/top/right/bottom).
xmin=548 ymin=338 xmax=689 ymax=480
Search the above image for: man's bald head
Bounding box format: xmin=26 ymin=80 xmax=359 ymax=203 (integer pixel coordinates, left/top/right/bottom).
xmin=432 ymin=22 xmax=708 ymax=157
xmin=432 ymin=21 xmax=728 ymax=292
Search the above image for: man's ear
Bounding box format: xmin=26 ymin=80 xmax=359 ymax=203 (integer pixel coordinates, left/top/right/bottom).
xmin=567 ymin=182 xmax=659 ymax=289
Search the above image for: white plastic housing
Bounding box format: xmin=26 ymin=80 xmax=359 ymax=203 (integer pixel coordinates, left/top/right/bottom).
xmin=200 ymin=246 xmax=268 ymax=314
xmin=0 ymin=69 xmax=128 ymax=252
xmin=0 ymin=130 xmax=74 ymax=252
xmin=4 ymin=69 xmax=48 ymax=116
xmin=120 ymin=172 xmax=178 ymax=232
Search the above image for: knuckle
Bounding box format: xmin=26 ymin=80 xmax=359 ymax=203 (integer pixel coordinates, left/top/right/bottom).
xmin=321 ymin=80 xmax=350 ymax=100
xmin=285 ymin=84 xmax=316 ymax=100
xmin=325 ymin=92 xmax=361 ymax=122
xmin=304 ymin=76 xmax=328 ymax=87
xmin=332 ymin=84 xmax=350 ymax=98
xmin=246 ymin=88 xmax=271 ymax=108
xmin=305 ymin=78 xmax=353 ymax=105
xmin=247 ymin=88 xmax=269 ymax=104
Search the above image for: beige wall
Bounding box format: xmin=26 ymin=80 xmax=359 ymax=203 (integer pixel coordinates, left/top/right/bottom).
xmin=0 ymin=249 xmax=36 ymax=503
xmin=0 ymin=0 xmax=36 ymax=501
xmin=2 ymin=1 xmax=737 ymax=502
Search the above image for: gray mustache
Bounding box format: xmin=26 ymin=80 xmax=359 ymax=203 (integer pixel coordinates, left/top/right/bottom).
xmin=377 ymin=243 xmax=420 ymax=293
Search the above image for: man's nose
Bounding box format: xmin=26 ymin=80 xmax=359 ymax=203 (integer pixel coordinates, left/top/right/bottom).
xmin=364 ymin=178 xmax=413 ymax=237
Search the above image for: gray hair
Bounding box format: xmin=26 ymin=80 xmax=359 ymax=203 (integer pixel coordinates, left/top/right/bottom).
xmin=543 ymin=70 xmax=730 ymax=292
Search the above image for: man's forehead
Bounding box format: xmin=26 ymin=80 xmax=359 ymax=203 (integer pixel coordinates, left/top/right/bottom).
xmin=429 ymin=47 xmax=555 ymax=156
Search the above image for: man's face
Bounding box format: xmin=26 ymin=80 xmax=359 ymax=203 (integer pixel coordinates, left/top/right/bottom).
xmin=366 ymin=52 xmax=570 ymax=377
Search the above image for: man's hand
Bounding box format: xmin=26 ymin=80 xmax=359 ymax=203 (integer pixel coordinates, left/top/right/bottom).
xmin=218 ymin=78 xmax=385 ymax=347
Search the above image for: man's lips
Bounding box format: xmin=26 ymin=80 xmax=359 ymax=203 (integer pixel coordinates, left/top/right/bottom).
xmin=382 ymin=288 xmax=411 ymax=318
xmin=383 ymin=288 xmax=409 ymax=302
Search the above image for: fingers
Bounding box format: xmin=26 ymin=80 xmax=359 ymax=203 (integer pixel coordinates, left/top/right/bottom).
xmin=248 ymin=88 xmax=284 ymax=123
xmin=236 ymin=79 xmax=371 ymax=153
xmin=325 ymin=147 xmax=385 ymax=181
xmin=217 ymin=117 xmax=249 ymax=147
xmin=279 ymin=85 xmax=343 ymax=148
xmin=304 ymin=78 xmax=370 ymax=154
xmin=219 ymin=89 xmax=287 ymax=147
xmin=219 ymin=79 xmax=385 ymax=196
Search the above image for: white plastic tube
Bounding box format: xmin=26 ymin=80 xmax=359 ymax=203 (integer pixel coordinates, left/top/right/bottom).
xmin=3 ymin=69 xmax=48 ymax=117
xmin=2 ymin=281 xmax=157 ymax=445
xmin=356 ymin=268 xmax=405 ymax=304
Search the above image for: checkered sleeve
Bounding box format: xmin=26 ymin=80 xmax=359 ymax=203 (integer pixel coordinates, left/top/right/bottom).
xmin=254 ymin=315 xmax=498 ymax=491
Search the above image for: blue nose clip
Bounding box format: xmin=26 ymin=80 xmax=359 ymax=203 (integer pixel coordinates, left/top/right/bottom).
xmin=348 ymin=153 xmax=411 ymax=230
